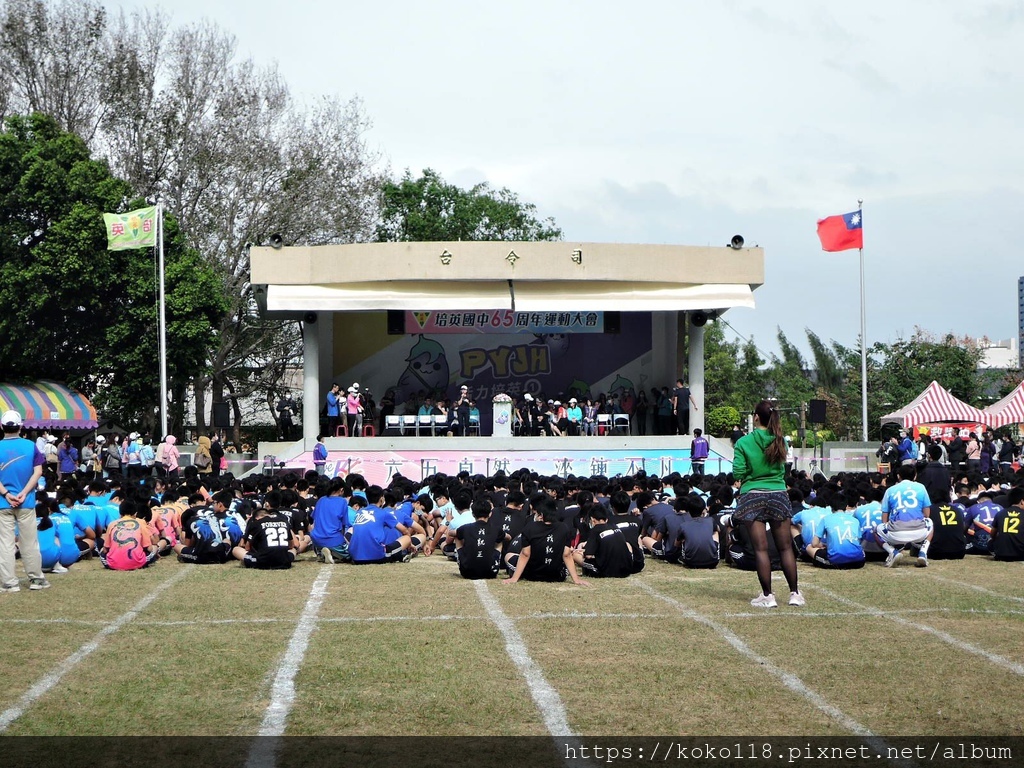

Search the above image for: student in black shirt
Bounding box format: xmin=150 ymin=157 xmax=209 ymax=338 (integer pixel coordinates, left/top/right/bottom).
xmin=231 ymin=498 xmax=298 ymax=569
xmin=573 ymin=503 xmax=633 ymax=578
xmin=646 ymin=496 xmax=691 ymax=563
xmin=455 ymin=501 xmax=505 ymax=579
xmin=503 ymin=497 xmax=587 ymax=586
xmin=992 ymin=488 xmax=1024 ymax=561
xmin=609 ymin=490 xmax=644 ymax=574
xmin=486 ymin=491 xmax=529 ymax=556
xmin=928 ymin=500 xmax=966 ymax=560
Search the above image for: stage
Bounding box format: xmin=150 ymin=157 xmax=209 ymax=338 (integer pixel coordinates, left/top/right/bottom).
xmin=255 ymin=434 xmax=735 ymax=485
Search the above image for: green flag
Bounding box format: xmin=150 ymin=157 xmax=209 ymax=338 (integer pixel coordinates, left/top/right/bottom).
xmin=103 ymin=206 xmax=158 ymax=250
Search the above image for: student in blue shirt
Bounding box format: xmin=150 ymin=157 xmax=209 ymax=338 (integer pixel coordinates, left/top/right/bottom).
xmin=310 ymin=476 xmax=350 ymax=563
xmin=877 ymin=463 xmax=934 ymax=567
xmin=806 ymin=499 xmax=866 ymax=569
xmin=791 ymin=504 xmax=829 ymax=560
xmin=347 ymin=488 xmax=414 ymax=564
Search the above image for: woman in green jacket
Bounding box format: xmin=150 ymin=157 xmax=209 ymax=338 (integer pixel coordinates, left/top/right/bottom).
xmin=731 ymin=400 xmax=802 ymax=609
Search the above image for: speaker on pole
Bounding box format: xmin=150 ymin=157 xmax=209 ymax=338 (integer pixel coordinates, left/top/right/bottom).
xmin=809 ymin=399 xmax=827 ymax=423
xmin=212 ymin=402 xmax=231 ymax=428
xmin=387 ymin=310 xmax=405 ymax=335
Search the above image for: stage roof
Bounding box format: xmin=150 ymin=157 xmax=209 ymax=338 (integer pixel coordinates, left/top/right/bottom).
xmin=251 ymin=241 xmax=765 ymax=315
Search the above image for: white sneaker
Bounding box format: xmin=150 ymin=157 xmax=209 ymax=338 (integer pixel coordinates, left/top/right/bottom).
xmin=750 ymin=593 xmax=777 ymax=608
xmin=51 ymin=563 xmax=69 ymax=574
xmin=321 ymin=547 xmax=335 ymax=565
xmin=788 ymin=591 xmax=806 ymax=606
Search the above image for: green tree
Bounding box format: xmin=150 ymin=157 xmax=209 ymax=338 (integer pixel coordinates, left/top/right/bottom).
xmin=702 ymin=321 xmax=739 ymax=410
xmin=376 ymin=168 xmax=562 ymax=242
xmin=0 ymin=112 xmax=226 ymax=431
xmin=764 ymin=329 xmax=815 ymax=432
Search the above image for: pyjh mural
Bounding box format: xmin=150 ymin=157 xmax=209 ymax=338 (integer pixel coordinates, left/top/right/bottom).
xmin=333 ymin=312 xmax=654 ymax=434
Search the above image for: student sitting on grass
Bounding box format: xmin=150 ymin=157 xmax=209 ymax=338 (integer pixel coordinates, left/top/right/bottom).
xmin=572 ymin=502 xmax=633 ymax=578
xmin=99 ymin=499 xmax=160 ymax=571
xmin=503 ymin=496 xmax=588 ymax=586
xmin=310 ymin=477 xmax=350 ymax=564
xmin=174 ymin=491 xmax=243 ymax=564
xmin=231 ymin=493 xmax=298 ymax=569
xmin=804 ymin=496 xmax=866 ymax=570
xmin=347 ymin=487 xmax=416 ymax=564
xmin=454 ymin=500 xmax=505 ymax=579
xmin=673 ymin=494 xmax=720 ymax=569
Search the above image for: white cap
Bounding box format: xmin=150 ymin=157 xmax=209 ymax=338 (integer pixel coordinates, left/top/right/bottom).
xmin=347 ymin=387 xmax=355 ymax=393
xmin=461 ymin=385 xmax=468 ymax=390
xmin=95 ymin=435 xmax=106 ymax=444
xmin=352 ymin=382 xmax=359 ymax=389
xmin=129 ymin=432 xmax=140 ymax=440
xmin=554 ymin=400 xmax=561 ymax=406
xmin=1 ymin=410 xmax=22 ymax=427
xmin=523 ymin=393 xmax=534 ymax=402
xmin=569 ymin=398 xmax=577 ymax=403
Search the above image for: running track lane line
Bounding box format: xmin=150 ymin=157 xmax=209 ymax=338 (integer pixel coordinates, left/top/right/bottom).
xmin=805 ymin=583 xmax=1024 ymax=677
xmin=0 ymin=567 xmax=191 ymax=733
xmin=635 ymin=580 xmax=882 ymax=740
xmin=244 ymin=565 xmax=333 ymax=768
xmin=473 ymin=581 xmax=576 ymax=737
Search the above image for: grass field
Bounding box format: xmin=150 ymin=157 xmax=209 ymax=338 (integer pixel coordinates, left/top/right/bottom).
xmin=1 ymin=550 xmax=1023 ymax=741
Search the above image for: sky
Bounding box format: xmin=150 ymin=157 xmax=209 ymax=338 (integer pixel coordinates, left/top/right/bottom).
xmin=116 ymin=0 xmax=1024 ymax=361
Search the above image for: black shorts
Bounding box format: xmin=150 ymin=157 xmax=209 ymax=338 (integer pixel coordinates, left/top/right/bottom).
xmin=242 ymin=551 xmax=295 ymax=569
xmin=178 ymin=545 xmax=229 ymax=564
xmin=682 ymin=558 xmax=718 ymax=570
xmin=811 ymin=549 xmax=865 ymax=569
xmin=457 ymin=548 xmax=500 ymax=579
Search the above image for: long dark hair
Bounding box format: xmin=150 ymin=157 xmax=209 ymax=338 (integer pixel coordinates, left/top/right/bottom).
xmin=754 ymin=400 xmax=787 ymax=465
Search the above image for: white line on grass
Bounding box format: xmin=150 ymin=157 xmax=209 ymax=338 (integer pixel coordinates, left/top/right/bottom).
xmin=473 ymin=581 xmax=575 ymax=737
xmin=924 ymin=574 xmax=1024 ymax=605
xmin=0 ymin=567 xmax=190 ymax=733
xmin=635 ymin=580 xmax=880 ymax=739
xmin=723 ymin=607 xmax=1024 ymax=619
xmin=805 ymin=584 xmax=1024 ymax=677
xmin=255 ymin=565 xmax=333 ymax=737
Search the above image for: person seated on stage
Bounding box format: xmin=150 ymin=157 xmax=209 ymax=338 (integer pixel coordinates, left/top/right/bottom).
xmin=502 ymin=496 xmax=588 ymax=586
xmin=99 ymin=499 xmax=160 ymax=571
xmin=347 ymin=486 xmax=416 ymax=564
xmin=542 ymin=401 xmax=563 ymax=437
xmin=565 ymin=398 xmax=583 ymax=436
xmin=231 ymin=494 xmax=298 ymax=569
xmin=991 ymin=487 xmax=1024 ymax=561
xmin=432 ymin=398 xmax=452 ymax=435
xmin=876 ymin=463 xmax=933 ymax=568
xmin=805 ymin=499 xmax=865 ymax=569
xmin=454 ymin=500 xmax=505 ymax=579
xmin=309 ymin=476 xmax=350 ymax=564
xmin=964 ymin=491 xmax=1002 ymax=555
xmin=581 ymin=398 xmax=599 ymax=436
xmin=572 ymin=502 xmax=633 ymax=578
xmin=418 ymin=396 xmax=435 ymax=419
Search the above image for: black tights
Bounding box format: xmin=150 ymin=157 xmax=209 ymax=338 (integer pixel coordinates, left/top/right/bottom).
xmin=744 ymin=519 xmax=799 ymax=597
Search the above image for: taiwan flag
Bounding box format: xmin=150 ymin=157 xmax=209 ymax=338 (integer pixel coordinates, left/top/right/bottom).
xmin=816 ymin=210 xmax=863 ymax=252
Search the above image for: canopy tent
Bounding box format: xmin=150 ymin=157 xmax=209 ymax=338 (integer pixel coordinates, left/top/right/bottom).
xmin=880 ymin=380 xmax=989 ymax=428
xmin=0 ymin=380 xmax=98 ymax=430
xmin=983 ymin=380 xmax=1024 ymax=428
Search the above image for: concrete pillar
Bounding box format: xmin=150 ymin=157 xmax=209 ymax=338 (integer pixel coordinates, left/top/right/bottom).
xmin=651 ymin=312 xmax=677 ymax=390
xmin=303 ymin=317 xmax=320 ymax=445
xmin=688 ymin=318 xmax=705 ymax=434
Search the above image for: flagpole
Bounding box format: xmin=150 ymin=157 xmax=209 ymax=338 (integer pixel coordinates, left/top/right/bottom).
xmin=858 ymin=198 xmax=868 ymax=442
xmin=157 ymin=201 xmax=169 ymax=439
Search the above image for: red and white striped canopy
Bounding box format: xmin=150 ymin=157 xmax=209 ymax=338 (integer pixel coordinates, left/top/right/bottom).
xmin=983 ymin=380 xmax=1024 ymax=428
xmin=880 ymin=380 xmax=990 ymax=428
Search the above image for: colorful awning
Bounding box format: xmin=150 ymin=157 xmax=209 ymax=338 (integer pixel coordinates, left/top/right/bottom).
xmin=880 ymin=380 xmax=989 ymax=428
xmin=0 ymin=380 xmax=98 ymax=429
xmin=983 ymin=380 xmax=1024 ymax=428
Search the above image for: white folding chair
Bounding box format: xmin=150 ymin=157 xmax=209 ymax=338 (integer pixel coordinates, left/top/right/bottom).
xmin=417 ymin=414 xmax=434 ymax=436
xmin=401 ymin=415 xmax=417 ymax=436
xmin=384 ymin=415 xmax=402 ymax=436
xmin=613 ymin=413 xmax=630 ymax=435
xmin=596 ymin=413 xmax=611 ymax=436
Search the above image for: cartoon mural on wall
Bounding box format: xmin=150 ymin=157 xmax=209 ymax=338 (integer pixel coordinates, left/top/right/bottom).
xmin=334 ymin=313 xmax=655 ymax=434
